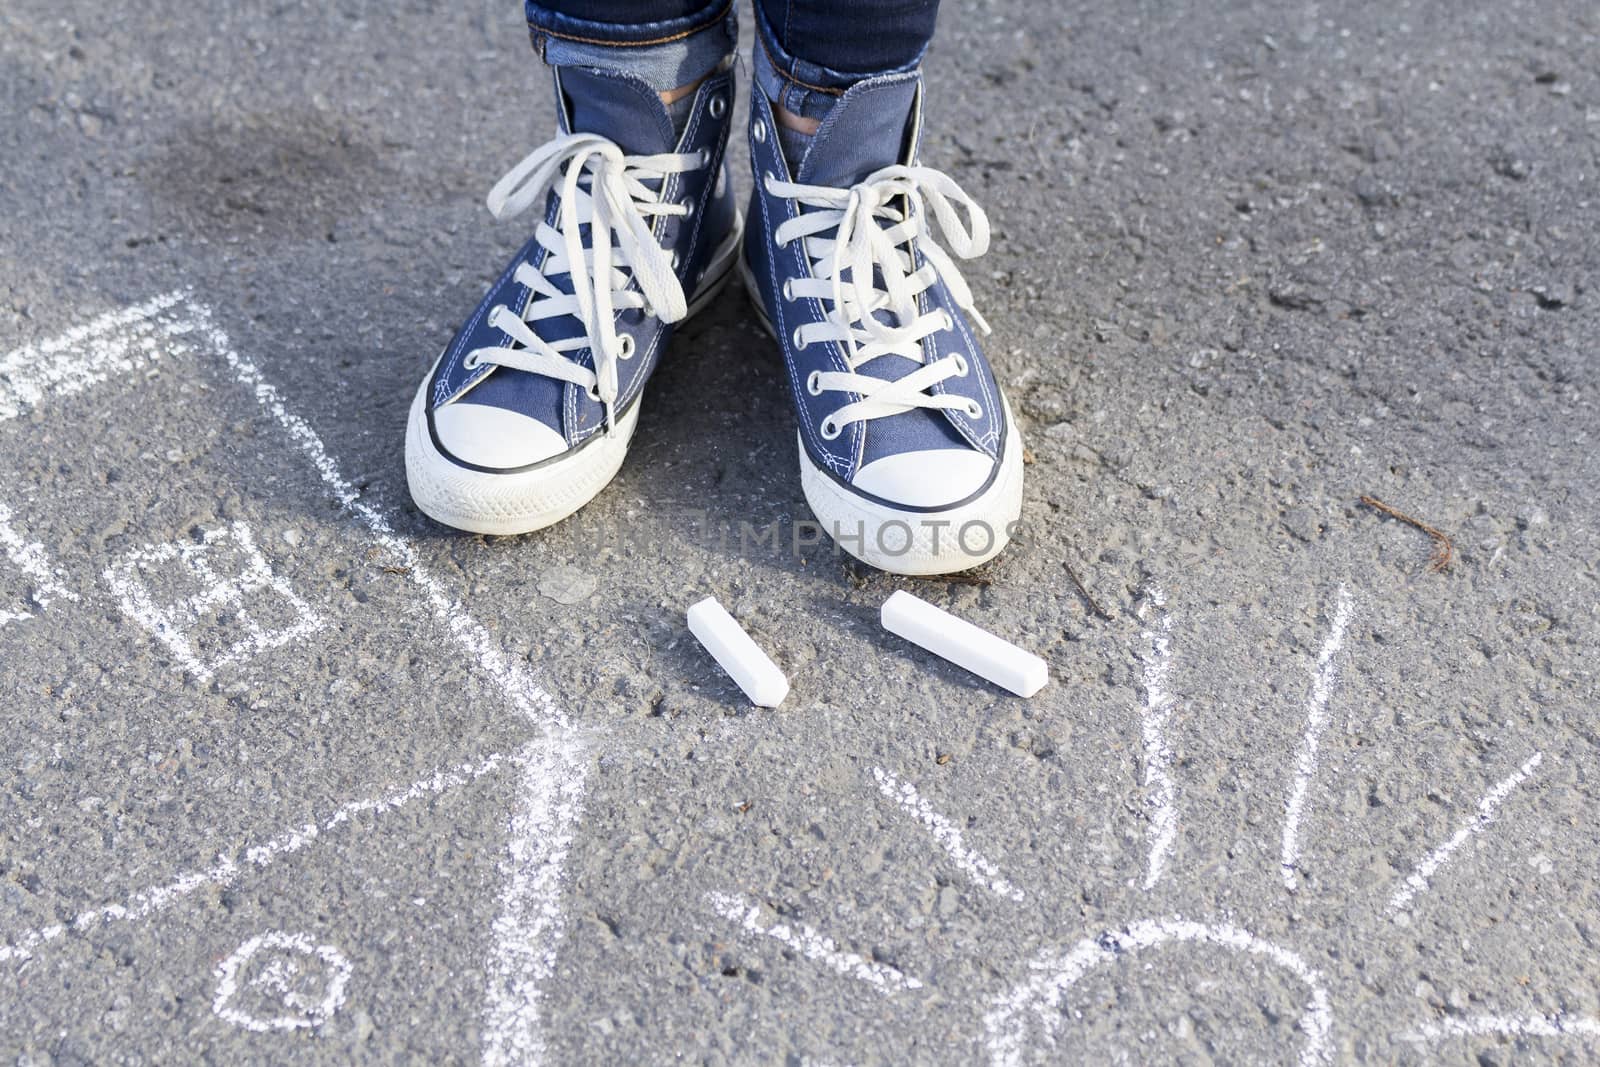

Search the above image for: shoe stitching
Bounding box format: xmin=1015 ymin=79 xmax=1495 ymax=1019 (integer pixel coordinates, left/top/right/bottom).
xmin=754 ymin=92 xmax=854 ymax=478
xmin=566 ymin=67 xmax=684 ymax=446
xmin=940 ymin=271 xmax=1001 ymax=451
xmin=918 ymin=272 xmax=984 ymax=457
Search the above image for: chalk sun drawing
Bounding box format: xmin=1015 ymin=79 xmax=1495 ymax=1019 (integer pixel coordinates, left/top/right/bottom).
xmin=706 ymin=892 xmax=924 ymax=993
xmin=1280 ymin=586 xmax=1355 ymax=891
xmin=872 ymin=766 xmax=1024 ymax=904
xmin=984 ymin=919 xmax=1332 ymax=1067
xmin=1386 ymin=750 xmax=1544 ymax=917
xmin=707 ymin=584 xmax=1575 ymax=1062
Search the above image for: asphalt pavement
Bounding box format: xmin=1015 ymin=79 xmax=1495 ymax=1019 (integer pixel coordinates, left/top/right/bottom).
xmin=1 ymin=1 xmax=1597 ymax=1063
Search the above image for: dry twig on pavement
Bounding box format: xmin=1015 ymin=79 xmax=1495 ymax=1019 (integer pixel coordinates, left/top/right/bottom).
xmin=1359 ymin=495 xmax=1455 ymax=573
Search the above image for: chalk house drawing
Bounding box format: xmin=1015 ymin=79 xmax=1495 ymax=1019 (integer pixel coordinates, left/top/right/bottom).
xmin=0 ymin=295 xmax=586 ymax=1065
xmin=103 ymin=519 xmax=326 ymax=682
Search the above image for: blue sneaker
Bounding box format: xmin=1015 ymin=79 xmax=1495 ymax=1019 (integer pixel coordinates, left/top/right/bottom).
xmin=407 ymin=63 xmax=741 ymax=535
xmin=740 ymin=73 xmax=1024 ymax=575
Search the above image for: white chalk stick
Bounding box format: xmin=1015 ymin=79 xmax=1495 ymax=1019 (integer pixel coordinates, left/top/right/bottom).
xmin=880 ymin=591 xmax=1049 ymax=698
xmin=687 ymin=597 xmax=789 ymax=708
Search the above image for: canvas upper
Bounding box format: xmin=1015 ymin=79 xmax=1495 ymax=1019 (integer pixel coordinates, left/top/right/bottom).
xmin=742 ymin=71 xmax=1008 ymax=510
xmin=424 ymin=63 xmax=739 ymax=472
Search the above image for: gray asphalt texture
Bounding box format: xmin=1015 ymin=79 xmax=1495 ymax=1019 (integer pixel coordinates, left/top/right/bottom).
xmin=2 ymin=1 xmax=1598 ymax=1064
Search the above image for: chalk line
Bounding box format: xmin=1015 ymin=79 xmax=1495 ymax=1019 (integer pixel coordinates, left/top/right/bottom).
xmin=186 ymin=298 xmax=589 ymax=1066
xmin=103 ymin=520 xmax=326 ymax=683
xmin=984 ymin=918 xmax=1332 ymax=1067
xmin=213 ymin=930 xmax=353 ymax=1033
xmin=0 ymin=497 xmax=80 ymax=624
xmin=1386 ymin=751 xmax=1544 ymax=915
xmin=481 ymin=738 xmax=589 ymax=1067
xmin=1136 ymin=583 xmax=1178 ymax=890
xmin=187 ymin=302 xmax=571 ymax=729
xmin=1406 ymin=1012 xmax=1600 ymax=1043
xmin=1278 ymin=586 xmax=1355 ymax=891
xmin=706 ymin=892 xmax=924 ymax=993
xmin=871 ymin=766 xmax=1024 ymax=903
xmin=0 ymin=290 xmax=191 ymax=422
xmin=0 ymin=755 xmax=504 ymax=963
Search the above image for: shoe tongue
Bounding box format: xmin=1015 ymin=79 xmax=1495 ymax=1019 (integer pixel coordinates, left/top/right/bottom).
xmin=797 ymin=73 xmax=919 ymax=188
xmin=558 ymin=66 xmax=676 ymax=156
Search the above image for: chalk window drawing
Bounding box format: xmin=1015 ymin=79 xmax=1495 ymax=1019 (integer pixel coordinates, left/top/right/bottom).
xmin=104 ymin=520 xmax=325 ymax=681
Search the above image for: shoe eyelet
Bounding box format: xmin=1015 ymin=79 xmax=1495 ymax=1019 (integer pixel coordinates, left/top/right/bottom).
xmin=708 ymin=94 xmax=727 ymax=118
xmin=680 ymin=199 xmax=696 ymax=218
xmin=781 ymin=278 xmax=795 ymax=302
xmin=697 ymin=148 xmax=711 ymax=167
xmin=671 ymin=251 xmax=681 ymax=270
xmin=618 ymin=334 xmax=635 ymax=360
xmin=952 ymin=353 xmax=969 ymax=376
xmin=462 ymin=352 xmax=480 ymax=370
xmin=762 ymin=171 xmax=778 ymax=193
xmin=965 ymin=400 xmax=983 ymax=420
xmin=586 ymin=384 xmax=602 ymax=401
xmin=806 ymin=370 xmax=822 ymax=395
xmin=791 ymin=326 xmax=808 ymax=351
xmin=753 ymin=119 xmax=768 ymax=144
xmin=820 ymin=417 xmax=841 ymax=440
xmin=941 ymin=309 xmax=955 ymax=332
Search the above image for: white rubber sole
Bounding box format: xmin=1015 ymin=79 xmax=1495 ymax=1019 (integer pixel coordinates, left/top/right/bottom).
xmin=406 ymin=220 xmax=741 ymax=536
xmin=738 ymin=256 xmax=1025 ymax=575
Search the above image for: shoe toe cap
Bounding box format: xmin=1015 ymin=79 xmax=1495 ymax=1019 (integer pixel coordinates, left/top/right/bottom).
xmin=851 ymin=448 xmax=996 ymax=508
xmin=431 ymin=402 xmax=568 ymax=470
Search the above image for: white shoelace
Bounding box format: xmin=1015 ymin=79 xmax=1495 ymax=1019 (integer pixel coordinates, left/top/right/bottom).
xmin=764 ymin=164 xmax=992 ymax=437
xmin=466 ymin=132 xmax=707 ymax=431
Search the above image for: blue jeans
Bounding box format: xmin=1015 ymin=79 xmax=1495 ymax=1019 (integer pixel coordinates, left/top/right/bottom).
xmin=526 ymin=0 xmax=940 ymax=92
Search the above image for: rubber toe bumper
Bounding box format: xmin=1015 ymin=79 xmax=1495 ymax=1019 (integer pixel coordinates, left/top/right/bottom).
xmin=798 ymin=396 xmax=1025 ymax=575
xmin=405 ymin=370 xmax=641 ymax=536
